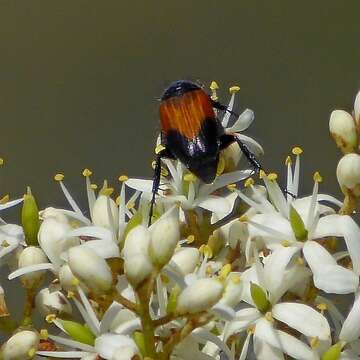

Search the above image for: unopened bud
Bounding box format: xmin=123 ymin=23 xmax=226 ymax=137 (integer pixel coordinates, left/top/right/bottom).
xmin=123 ymin=225 xmax=153 ymax=288
xmin=170 ymin=247 xmax=200 ymax=275
xmin=18 ymin=246 xmax=47 ymax=288
xmin=329 ymin=110 xmax=357 ymax=153
xmin=3 ymin=330 xmax=39 ymax=360
xmin=68 ymin=246 xmax=112 ymax=293
xmin=336 ymin=153 xmax=360 ymax=197
xmin=354 ymin=90 xmax=360 ymax=127
xmin=149 ymin=207 xmax=179 ymax=268
xmin=21 ymin=187 xmax=40 ymax=246
xmin=176 ymin=278 xmax=224 ymax=314
xmin=92 ymin=194 xmax=119 ymax=232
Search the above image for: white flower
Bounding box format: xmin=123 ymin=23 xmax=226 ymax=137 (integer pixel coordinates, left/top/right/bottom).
xmin=37 ymin=287 xmax=141 ymax=360
xmin=169 ymin=247 xmax=200 ymax=276
xmin=224 ymin=248 xmax=329 ymax=360
xmin=0 ymin=224 xmax=24 ymax=267
xmin=237 ymin=150 xmax=360 ymax=294
xmin=35 ymin=287 xmax=72 ymax=317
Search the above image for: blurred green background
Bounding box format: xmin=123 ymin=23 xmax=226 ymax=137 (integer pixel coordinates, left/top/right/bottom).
xmin=0 ymin=1 xmax=359 ymax=217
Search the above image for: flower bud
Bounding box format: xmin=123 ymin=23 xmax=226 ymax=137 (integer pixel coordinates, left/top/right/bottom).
xmin=18 ymin=246 xmax=47 ymax=288
xmin=38 ymin=212 xmax=79 ymax=269
xmin=354 ymin=90 xmax=360 ymax=126
xmin=35 ymin=287 xmax=72 ymax=317
xmin=0 ymin=285 xmax=9 ymax=316
xmin=176 ymin=278 xmax=224 ymax=314
xmin=21 ymin=187 xmax=40 ymax=246
xmin=92 ymin=194 xmax=119 ymax=232
xmin=149 ymin=207 xmax=179 ymax=268
xmin=3 ymin=330 xmax=39 ymax=360
xmin=170 ymin=247 xmax=200 ymax=275
xmin=329 ymin=110 xmax=357 ymax=153
xmin=336 ymin=153 xmax=360 ymax=197
xmin=123 ymin=225 xmax=153 ymax=288
xmin=58 ymin=264 xmax=79 ymax=292
xmin=68 ymin=246 xmax=112 ymax=293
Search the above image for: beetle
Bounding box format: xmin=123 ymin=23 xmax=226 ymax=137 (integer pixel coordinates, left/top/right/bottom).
xmin=149 ymin=80 xmax=262 ymax=225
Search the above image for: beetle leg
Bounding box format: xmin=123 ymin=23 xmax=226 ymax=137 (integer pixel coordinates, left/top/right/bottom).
xmin=148 ymin=147 xmax=173 ymax=226
xmin=211 ymin=99 xmax=238 ymax=117
xmin=219 ymin=134 xmax=263 ymax=173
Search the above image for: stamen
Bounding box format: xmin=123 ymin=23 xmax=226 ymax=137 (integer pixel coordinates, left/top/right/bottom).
xmin=267 ymin=173 xmax=278 ymax=181
xmin=259 ymin=170 xmax=266 ymax=179
xmin=183 ymin=173 xmax=197 ymax=182
xmin=316 ymin=303 xmax=328 ymax=314
xmin=45 ymin=314 xmax=57 ymax=323
xmin=229 ymin=85 xmax=241 ymax=94
xmin=186 ymin=234 xmax=195 ymax=244
xmin=90 ymin=184 xmax=97 ymax=190
xmin=40 ymin=329 xmax=48 ymax=340
xmin=0 ymin=158 xmax=4 ymax=166
xmin=227 ymin=183 xmax=237 ymax=191
xmin=82 ymin=168 xmax=92 ymax=177
xmin=210 ymin=81 xmax=219 ymax=90
xmin=199 ymin=244 xmax=213 ymax=259
xmin=285 ymin=156 xmax=292 ymax=166
xmin=118 ymin=174 xmax=129 ymax=182
xmin=0 ymin=194 xmax=9 ymax=204
xmin=231 ymin=274 xmax=241 ymax=284
xmin=155 ymin=144 xmax=165 ymax=155
xmin=313 ymin=171 xmax=323 ymax=183
xmin=244 ymin=178 xmax=254 ymax=187
xmin=218 ymin=264 xmax=232 ymax=281
xmin=292 ymin=146 xmax=303 ymax=155
xmin=310 ymin=337 xmax=319 ymax=348
xmin=54 ymin=173 xmax=64 ymax=181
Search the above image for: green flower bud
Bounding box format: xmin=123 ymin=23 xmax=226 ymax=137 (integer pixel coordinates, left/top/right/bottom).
xmin=21 ymin=187 xmax=40 ymax=246
xmin=59 ymin=319 xmax=95 ymax=346
xmin=250 ymin=282 xmax=270 ymax=313
xmin=289 ymin=205 xmax=308 ymax=241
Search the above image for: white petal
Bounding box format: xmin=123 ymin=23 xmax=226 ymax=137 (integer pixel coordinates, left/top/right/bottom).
xmin=221 ymin=93 xmax=235 ymax=127
xmin=226 ymin=108 xmax=255 ymax=133
xmin=235 ymin=133 xmax=264 ymax=155
xmin=354 ymin=90 xmax=360 ymax=123
xmin=36 ymin=351 xmax=91 ymax=358
xmin=199 ymin=170 xmax=252 ymax=198
xmin=48 ymin=334 xmax=94 ymax=352
xmin=125 ymin=178 xmax=153 ymax=193
xmin=255 ymin=318 xmax=317 ymax=360
xmin=340 ymin=290 xmax=360 ymax=342
xmin=239 ymin=331 xmax=252 ymax=360
xmin=67 ymin=226 xmax=113 ymax=242
xmin=303 ymin=240 xmax=336 ymax=271
xmin=94 ymin=334 xmax=137 ymax=360
xmin=253 ymin=335 xmax=285 ymax=360
xmin=195 ymin=195 xmax=231 ymax=213
xmin=264 ymin=246 xmax=299 ymax=302
xmin=272 ymin=303 xmax=330 ymax=340
xmin=100 ymin=301 xmax=123 ymax=334
xmin=210 ymin=303 xmax=235 ymax=321
xmin=8 ymin=263 xmax=54 ymax=280
xmin=80 ymin=239 xmax=119 ymax=259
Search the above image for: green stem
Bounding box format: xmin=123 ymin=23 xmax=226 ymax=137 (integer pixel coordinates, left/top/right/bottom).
xmin=22 ymin=288 xmax=35 ymax=326
xmin=136 ymin=272 xmax=157 ymax=358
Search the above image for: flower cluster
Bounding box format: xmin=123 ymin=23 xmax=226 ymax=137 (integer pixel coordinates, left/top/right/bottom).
xmin=1 ymin=85 xmax=360 ymax=360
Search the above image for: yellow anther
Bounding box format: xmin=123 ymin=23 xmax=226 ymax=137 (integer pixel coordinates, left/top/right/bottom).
xmin=0 ymin=158 xmax=4 ymax=166
xmin=218 ymin=264 xmax=232 ymax=281
xmin=229 ymin=85 xmax=241 ymax=94
xmin=67 ymin=291 xmax=75 ymax=299
xmin=216 ymin=155 xmax=225 ymax=176
xmin=259 ymin=170 xmax=266 ymax=179
xmin=292 ymin=146 xmax=303 ymax=155
xmin=115 ymin=196 xmax=121 ymax=205
xmin=1 ymin=240 xmax=10 ymax=248
xmin=40 ymin=329 xmax=48 ymax=340
xmin=161 ymin=167 xmax=169 ymax=177
xmin=70 ymin=277 xmax=80 ymax=286
xmin=45 ymin=314 xmax=57 ymax=323
xmin=54 ymin=173 xmax=64 ymax=181
xmin=186 ymin=235 xmax=195 ymax=244
xmin=310 ymin=336 xmax=319 ymax=348
xmin=267 ymin=173 xmax=278 ymax=181
xmin=313 ymin=171 xmax=323 ymax=183
xmin=127 ymin=202 xmax=135 ymax=210
xmin=90 ymin=183 xmax=97 ymax=190
xmin=82 ymin=168 xmax=92 ymax=177
xmin=184 ymin=173 xmax=197 ymax=182
xmin=210 ymin=81 xmax=219 ymax=90
xmin=285 ymin=156 xmax=292 ymax=166
xmin=244 ymin=178 xmax=254 ymax=187
xmin=160 ymin=274 xmax=170 ymax=284
xmin=239 ymin=215 xmax=248 ymax=222
xmin=296 ymin=257 xmax=305 ymax=266
xmin=0 ymin=194 xmax=9 ymax=204
xmin=28 ymin=348 xmax=36 ymax=357
xmin=247 ymin=325 xmax=255 ymax=334
xmin=206 ymin=265 xmax=213 ymax=275
xmin=231 ymin=274 xmax=241 ymax=284
xmin=265 ymin=312 xmax=274 ymax=322
xmin=316 ymin=303 xmax=328 ymax=313
xmin=118 ymin=175 xmax=129 ymax=182
xmin=227 ymin=183 xmax=237 ymax=191
xmin=281 ymin=240 xmax=290 ymax=247
xmin=155 ymin=144 xmax=165 ymax=155
xmin=199 ymin=244 xmax=213 ymax=259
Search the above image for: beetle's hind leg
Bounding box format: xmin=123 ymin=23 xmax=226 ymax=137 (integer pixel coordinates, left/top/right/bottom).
xmin=219 ymin=134 xmax=263 ymax=174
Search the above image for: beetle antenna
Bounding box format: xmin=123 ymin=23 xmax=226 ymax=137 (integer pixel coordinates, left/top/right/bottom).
xmin=211 ymin=99 xmax=238 ymax=117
